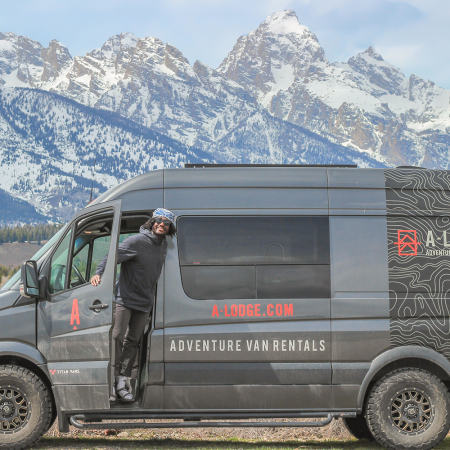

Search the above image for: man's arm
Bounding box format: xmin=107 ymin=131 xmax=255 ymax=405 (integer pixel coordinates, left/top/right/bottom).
xmin=91 ymin=237 xmax=138 ymax=286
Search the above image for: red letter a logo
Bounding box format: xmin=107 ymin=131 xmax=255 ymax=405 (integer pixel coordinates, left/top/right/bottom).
xmin=70 ymin=299 xmax=80 ymax=330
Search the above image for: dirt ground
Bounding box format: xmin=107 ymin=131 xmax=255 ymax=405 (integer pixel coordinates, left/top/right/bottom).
xmin=32 ymin=432 xmax=450 ymax=450
xmin=35 ymin=419 xmax=363 ymax=449
xmin=34 ymin=437 xmax=381 ymax=450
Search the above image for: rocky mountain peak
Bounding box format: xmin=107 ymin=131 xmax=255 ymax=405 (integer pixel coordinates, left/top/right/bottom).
xmin=41 ymin=40 xmax=72 ymax=83
xmin=262 ymin=10 xmax=309 ymax=37
xmin=193 ymin=60 xmax=213 ymax=81
xmin=363 ymin=46 xmax=384 ymax=61
xmin=346 ymin=46 xmax=406 ymax=96
xmin=89 ymin=32 xmax=138 ymax=60
xmin=217 ymin=10 xmax=327 ymax=103
xmin=165 ymin=43 xmax=189 ymax=65
xmin=0 ymin=32 xmax=45 ymax=86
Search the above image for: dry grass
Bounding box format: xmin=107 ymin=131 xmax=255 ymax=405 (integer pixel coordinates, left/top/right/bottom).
xmin=36 ymin=418 xmax=375 ymax=449
xmin=35 ymin=420 xmax=450 ymax=449
xmin=44 ymin=417 xmax=352 ymax=443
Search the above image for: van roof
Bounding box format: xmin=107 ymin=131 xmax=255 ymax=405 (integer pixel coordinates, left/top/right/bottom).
xmin=90 ymin=166 xmax=432 ymax=206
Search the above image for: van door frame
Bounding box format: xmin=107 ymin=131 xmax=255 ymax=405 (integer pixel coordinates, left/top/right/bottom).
xmin=37 ymin=200 xmax=122 ymax=412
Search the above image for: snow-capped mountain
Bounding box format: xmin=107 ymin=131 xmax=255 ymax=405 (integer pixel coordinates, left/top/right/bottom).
xmin=3 ymin=11 xmax=447 ymax=170
xmin=0 ymin=32 xmax=72 ymax=88
xmin=0 ymin=88 xmax=213 ymax=222
xmin=218 ymin=10 xmax=450 ymax=168
xmin=1 ymin=10 xmax=449 ymax=223
xmin=0 ymin=87 xmax=371 ymax=223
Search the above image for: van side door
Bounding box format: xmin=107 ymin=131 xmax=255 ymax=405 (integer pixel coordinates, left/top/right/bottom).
xmin=37 ymin=200 xmax=121 ymax=411
xmin=163 ymin=214 xmax=331 ymax=411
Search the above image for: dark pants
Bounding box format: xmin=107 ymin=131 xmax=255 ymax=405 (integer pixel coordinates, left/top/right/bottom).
xmin=112 ymin=303 xmax=150 ymax=377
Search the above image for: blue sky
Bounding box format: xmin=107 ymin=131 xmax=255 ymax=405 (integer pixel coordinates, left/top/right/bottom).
xmin=1 ymin=0 xmax=449 ymax=88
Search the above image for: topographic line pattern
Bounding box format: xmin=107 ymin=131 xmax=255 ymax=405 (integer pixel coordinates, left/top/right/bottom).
xmin=386 ymin=169 xmax=450 ymax=215
xmin=386 ymin=169 xmax=450 ymax=358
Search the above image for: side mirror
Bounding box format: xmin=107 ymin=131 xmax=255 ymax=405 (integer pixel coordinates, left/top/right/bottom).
xmin=20 ymin=260 xmax=40 ymax=298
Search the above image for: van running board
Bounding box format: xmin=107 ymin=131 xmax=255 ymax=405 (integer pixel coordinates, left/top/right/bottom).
xmin=70 ymin=413 xmax=337 ymax=430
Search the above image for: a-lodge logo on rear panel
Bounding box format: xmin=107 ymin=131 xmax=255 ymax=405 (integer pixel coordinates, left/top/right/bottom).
xmin=395 ymin=229 xmax=450 ymax=256
xmin=395 ymin=230 xmax=421 ymax=256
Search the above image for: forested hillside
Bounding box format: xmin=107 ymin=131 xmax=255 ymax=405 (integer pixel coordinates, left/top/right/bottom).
xmin=0 ymin=223 xmax=63 ymax=244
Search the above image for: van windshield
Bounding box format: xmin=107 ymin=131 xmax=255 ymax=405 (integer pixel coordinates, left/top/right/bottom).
xmin=1 ymin=224 xmax=69 ymax=291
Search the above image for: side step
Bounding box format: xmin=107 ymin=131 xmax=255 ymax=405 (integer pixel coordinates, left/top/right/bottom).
xmin=70 ymin=414 xmax=336 ymax=430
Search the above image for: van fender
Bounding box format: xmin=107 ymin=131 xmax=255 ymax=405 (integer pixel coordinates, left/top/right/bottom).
xmin=0 ymin=341 xmax=47 ymax=366
xmin=357 ymin=345 xmax=450 ymax=410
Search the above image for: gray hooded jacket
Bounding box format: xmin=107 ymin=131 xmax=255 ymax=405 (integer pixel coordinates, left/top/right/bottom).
xmin=96 ymin=226 xmax=167 ymax=312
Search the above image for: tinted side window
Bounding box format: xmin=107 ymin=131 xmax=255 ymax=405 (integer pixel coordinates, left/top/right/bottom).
xmin=70 ymin=244 xmax=89 ymax=287
xmin=89 ymin=236 xmax=112 ymax=278
xmin=178 ymin=216 xmax=330 ymax=300
xmin=178 ymin=216 xmax=329 ymax=265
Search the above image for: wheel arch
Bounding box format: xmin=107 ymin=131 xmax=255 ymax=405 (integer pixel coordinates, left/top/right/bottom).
xmin=0 ymin=341 xmax=56 ymax=429
xmin=357 ymin=346 xmax=450 ymax=411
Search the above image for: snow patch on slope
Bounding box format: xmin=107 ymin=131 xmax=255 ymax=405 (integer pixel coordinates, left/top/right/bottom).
xmin=264 ymin=10 xmax=309 ymax=36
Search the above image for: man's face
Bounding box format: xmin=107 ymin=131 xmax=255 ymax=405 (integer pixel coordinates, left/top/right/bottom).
xmin=152 ymin=217 xmax=171 ymax=236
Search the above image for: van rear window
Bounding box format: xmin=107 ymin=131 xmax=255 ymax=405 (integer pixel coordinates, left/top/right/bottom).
xmin=177 ymin=216 xmax=330 ymax=300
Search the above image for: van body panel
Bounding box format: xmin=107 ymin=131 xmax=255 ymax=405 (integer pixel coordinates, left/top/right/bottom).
xmin=48 ymin=361 xmax=109 ymax=384
xmin=0 ymin=304 xmax=36 ymax=346
xmin=38 ymin=309 xmax=111 ymax=362
xmin=119 ymin=189 xmax=164 ymax=212
xmin=330 ymin=385 xmax=360 ymax=409
xmin=329 ymin=216 xmax=389 ymax=296
xmin=164 ymin=167 xmax=328 ymax=188
xmin=92 ymin=170 xmax=163 ymax=204
xmin=149 ymin=329 xmax=164 ymax=362
xmin=148 ymin=363 xmax=164 ymax=384
xmin=332 ymin=363 xmax=371 ymax=384
xmin=164 ymin=321 xmax=330 ymax=363
xmin=165 ymin=188 xmax=328 ymax=210
xmin=164 ymin=239 xmax=329 ymax=327
xmin=328 ymin=209 xmax=388 ymax=216
xmin=328 ymin=189 xmax=386 ymax=210
xmin=163 ymin=385 xmax=332 ymax=410
xmin=37 ymin=200 xmax=122 ymax=411
xmin=0 ymin=341 xmax=46 ymax=366
xmin=170 ymin=209 xmax=329 ymax=216
xmin=385 ymin=170 xmax=450 ymax=360
xmin=155 ymin=270 xmax=164 ymax=329
xmin=331 ymin=297 xmax=389 ymax=319
xmin=53 ymin=385 xmax=110 ymax=411
xmin=331 ymin=319 xmax=390 ymax=362
xmin=327 ymin=168 xmax=386 ymax=188
xmin=0 ymin=290 xmax=20 ymax=311
xmin=164 ymin=362 xmax=331 ymax=385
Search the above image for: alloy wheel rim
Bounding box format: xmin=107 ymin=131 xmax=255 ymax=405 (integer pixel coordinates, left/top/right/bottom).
xmin=0 ymin=386 xmax=31 ymax=433
xmin=390 ymin=389 xmax=432 ymax=434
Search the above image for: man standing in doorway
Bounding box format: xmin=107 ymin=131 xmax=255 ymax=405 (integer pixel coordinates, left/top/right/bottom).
xmin=91 ymin=208 xmax=176 ymax=402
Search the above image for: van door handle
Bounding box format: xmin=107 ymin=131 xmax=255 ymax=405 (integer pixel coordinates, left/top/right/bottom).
xmin=89 ymin=301 xmax=109 ymax=310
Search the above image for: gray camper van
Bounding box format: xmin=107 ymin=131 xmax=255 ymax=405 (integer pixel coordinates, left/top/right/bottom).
xmin=1 ymin=165 xmax=450 ymax=450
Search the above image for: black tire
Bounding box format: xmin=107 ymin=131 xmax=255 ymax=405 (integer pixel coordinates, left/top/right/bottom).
xmin=366 ymin=368 xmax=450 ymax=450
xmin=343 ymin=415 xmax=374 ymax=441
xmin=0 ymin=365 xmax=53 ymax=450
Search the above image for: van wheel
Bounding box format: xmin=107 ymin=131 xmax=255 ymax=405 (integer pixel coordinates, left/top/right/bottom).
xmin=366 ymin=368 xmax=450 ymax=450
xmin=0 ymin=365 xmax=53 ymax=450
xmin=343 ymin=415 xmax=374 ymax=440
